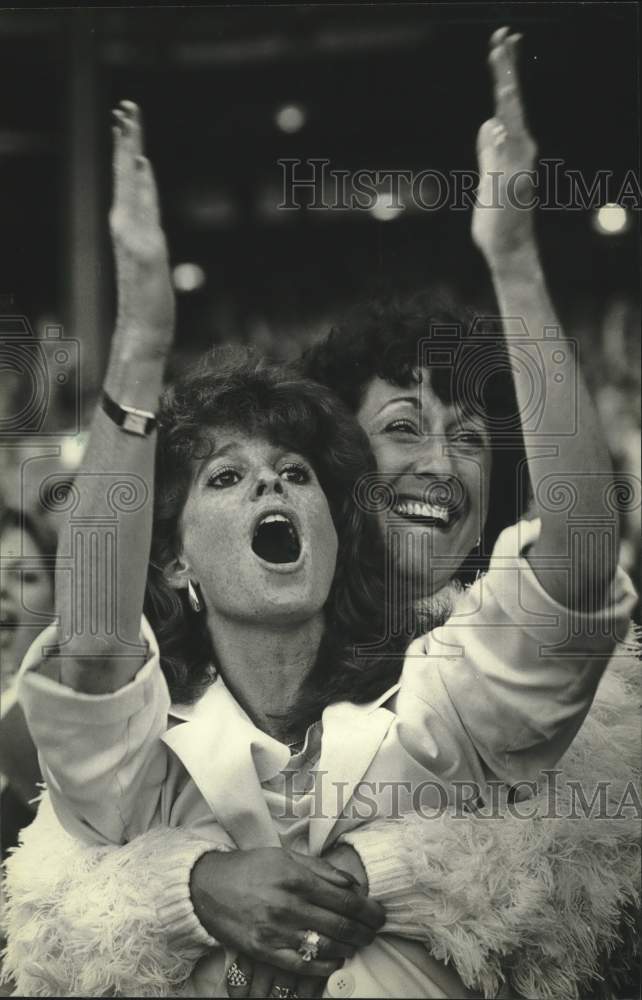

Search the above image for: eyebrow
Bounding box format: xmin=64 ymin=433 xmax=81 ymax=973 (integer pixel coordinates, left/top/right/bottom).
xmin=195 ymin=441 xmax=242 ymax=476
xmin=373 ymin=396 xmax=420 ymax=418
xmin=456 ymin=407 xmax=484 ymax=424
xmin=372 ymin=396 xmax=484 ymax=430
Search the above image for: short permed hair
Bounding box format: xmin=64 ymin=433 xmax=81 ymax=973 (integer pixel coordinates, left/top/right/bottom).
xmin=299 ymin=293 xmax=531 ymax=581
xmin=144 ymin=346 xmax=403 ymax=717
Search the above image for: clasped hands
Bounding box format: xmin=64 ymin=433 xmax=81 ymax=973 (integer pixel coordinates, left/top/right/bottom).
xmin=190 ymin=844 xmax=382 ymax=999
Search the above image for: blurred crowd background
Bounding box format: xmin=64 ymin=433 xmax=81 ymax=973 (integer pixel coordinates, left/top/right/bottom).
xmin=0 ymin=2 xmax=640 ymax=663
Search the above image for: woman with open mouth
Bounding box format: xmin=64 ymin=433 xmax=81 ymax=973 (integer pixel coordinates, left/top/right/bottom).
xmin=5 ymin=28 xmax=639 ymax=1000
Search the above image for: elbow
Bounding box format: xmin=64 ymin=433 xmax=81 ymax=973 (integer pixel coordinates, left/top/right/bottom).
xmin=46 ymin=634 xmax=147 ymax=694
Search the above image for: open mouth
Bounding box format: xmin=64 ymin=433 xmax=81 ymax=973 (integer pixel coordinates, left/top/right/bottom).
xmin=251 ymin=512 xmax=301 ymax=565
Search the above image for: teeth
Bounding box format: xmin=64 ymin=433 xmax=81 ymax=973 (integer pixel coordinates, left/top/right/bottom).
xmin=393 ymin=501 xmax=450 ymax=523
xmin=253 ymin=512 xmax=297 ymax=542
xmin=260 ymin=514 xmax=290 ymax=526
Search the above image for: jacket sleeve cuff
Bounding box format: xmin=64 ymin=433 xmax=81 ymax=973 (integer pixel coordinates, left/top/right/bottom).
xmin=338 ymin=825 xmax=426 ymax=935
xmin=17 ymin=615 xmax=164 ymax=726
xmin=156 ymin=839 xmax=233 ymax=954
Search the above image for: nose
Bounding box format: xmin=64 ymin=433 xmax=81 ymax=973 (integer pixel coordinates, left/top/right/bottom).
xmin=401 ymin=434 xmax=462 ymax=510
xmin=253 ymin=472 xmax=285 ymax=499
xmin=409 ymin=433 xmax=456 ymax=478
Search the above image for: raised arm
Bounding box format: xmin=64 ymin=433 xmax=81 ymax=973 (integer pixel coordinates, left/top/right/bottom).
xmin=55 ymin=101 xmax=174 ymax=694
xmin=16 ymin=104 xmax=176 ymax=844
xmin=473 ymin=28 xmax=618 ymax=611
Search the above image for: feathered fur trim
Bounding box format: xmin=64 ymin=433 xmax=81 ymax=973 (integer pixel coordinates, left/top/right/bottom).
xmin=2 ymin=632 xmax=639 ymax=998
xmin=391 ymin=628 xmax=641 ymax=999
xmin=1 ymin=802 xmax=207 ymax=997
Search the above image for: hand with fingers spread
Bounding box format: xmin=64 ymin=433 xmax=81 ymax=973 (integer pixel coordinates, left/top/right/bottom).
xmin=472 ymin=27 xmax=538 ymax=264
xmin=110 ymin=100 xmax=175 ymax=359
xmin=222 ymin=845 xmax=372 ymax=999
xmin=188 ymin=847 xmax=384 ymax=997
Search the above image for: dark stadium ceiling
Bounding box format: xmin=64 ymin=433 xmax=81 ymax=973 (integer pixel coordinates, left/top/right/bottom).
xmin=0 ymin=4 xmax=638 ymax=359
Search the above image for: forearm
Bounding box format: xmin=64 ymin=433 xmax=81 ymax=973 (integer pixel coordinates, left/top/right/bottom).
xmin=54 ymin=339 xmax=165 ymax=694
xmin=340 ymin=755 xmax=640 ymax=1000
xmin=491 ymin=243 xmax=612 ymax=476
xmin=490 ymin=243 xmax=618 ymax=606
xmin=341 ymin=820 xmax=519 ymax=999
xmin=337 ymin=825 xmax=428 ymax=937
xmin=472 ymin=28 xmax=618 ymax=608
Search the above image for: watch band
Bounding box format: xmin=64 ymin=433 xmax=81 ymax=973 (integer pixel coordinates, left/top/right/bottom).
xmin=101 ymin=390 xmax=157 ymax=437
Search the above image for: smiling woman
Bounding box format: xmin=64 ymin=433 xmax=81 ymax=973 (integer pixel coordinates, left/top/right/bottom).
xmin=353 ymin=357 xmax=493 ymax=595
xmin=302 ymin=298 xmax=528 ymax=597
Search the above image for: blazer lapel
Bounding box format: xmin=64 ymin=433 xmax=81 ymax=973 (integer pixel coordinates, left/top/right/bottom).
xmin=163 ymin=676 xmax=400 ymax=855
xmin=163 ymin=679 xmax=289 ymax=849
xmin=308 ymin=691 xmax=398 ymax=856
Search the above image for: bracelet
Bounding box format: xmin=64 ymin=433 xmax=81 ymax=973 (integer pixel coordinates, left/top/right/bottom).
xmin=101 ymin=390 xmax=158 ymax=437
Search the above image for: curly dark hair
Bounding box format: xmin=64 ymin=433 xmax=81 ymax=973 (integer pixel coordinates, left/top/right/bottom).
xmin=299 ymin=292 xmax=531 ymax=583
xmin=143 ymin=346 xmax=404 ymax=721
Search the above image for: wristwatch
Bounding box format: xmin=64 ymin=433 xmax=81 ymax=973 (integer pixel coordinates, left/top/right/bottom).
xmin=101 ymin=390 xmax=158 ymax=437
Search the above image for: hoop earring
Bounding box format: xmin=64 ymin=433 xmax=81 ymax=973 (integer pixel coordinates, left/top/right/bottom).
xmin=187 ymin=579 xmax=201 ymax=613
xmin=473 ymin=537 xmax=482 ymax=583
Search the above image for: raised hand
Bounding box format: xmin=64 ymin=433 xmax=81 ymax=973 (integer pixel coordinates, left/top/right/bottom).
xmin=110 ymin=101 xmax=175 ymax=359
xmin=472 ymin=27 xmax=538 ymax=264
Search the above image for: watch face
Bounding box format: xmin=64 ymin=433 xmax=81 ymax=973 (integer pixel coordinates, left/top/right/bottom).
xmin=122 ymin=411 xmax=151 ymax=435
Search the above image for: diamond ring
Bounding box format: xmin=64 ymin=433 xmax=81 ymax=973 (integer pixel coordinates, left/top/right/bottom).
xmin=297 ymin=928 xmax=321 ymax=962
